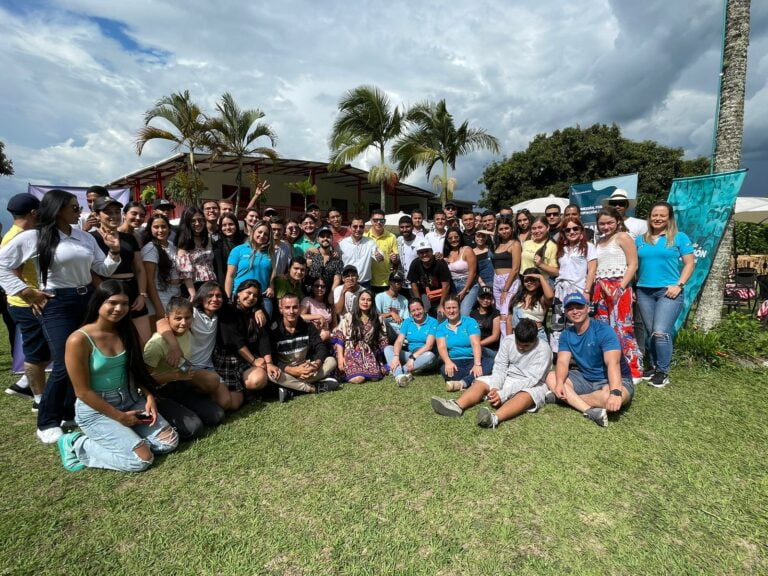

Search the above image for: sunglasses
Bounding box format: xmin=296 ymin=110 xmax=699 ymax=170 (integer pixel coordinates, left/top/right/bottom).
xmin=546 ymin=212 xmax=560 ymax=217
xmin=609 ymin=201 xmax=628 ymax=207
xmin=564 ymin=226 xmax=581 ymax=233
xmin=351 ymin=225 xmax=365 ymax=229
xmin=372 ymin=218 xmax=385 ymax=223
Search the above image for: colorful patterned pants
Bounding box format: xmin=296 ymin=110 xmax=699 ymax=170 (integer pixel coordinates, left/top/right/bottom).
xmin=592 ymin=278 xmax=642 ymax=379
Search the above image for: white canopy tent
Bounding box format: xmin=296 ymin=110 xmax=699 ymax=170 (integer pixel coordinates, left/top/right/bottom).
xmin=734 ymin=197 xmax=768 ymax=224
xmin=511 ymin=194 xmax=569 ymax=216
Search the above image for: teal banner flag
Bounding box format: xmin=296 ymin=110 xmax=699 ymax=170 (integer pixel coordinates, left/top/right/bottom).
xmin=569 ymin=173 xmax=638 ymax=226
xmin=668 ymin=169 xmax=748 ymax=333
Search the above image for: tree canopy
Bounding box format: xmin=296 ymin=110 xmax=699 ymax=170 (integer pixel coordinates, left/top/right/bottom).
xmin=0 ymin=141 xmax=13 ymax=176
xmin=479 ymin=124 xmax=709 ymax=217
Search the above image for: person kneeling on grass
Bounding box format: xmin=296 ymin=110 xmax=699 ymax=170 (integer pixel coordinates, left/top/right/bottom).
xmin=58 ymin=280 xmax=178 ymax=473
xmin=545 ymin=292 xmax=634 ymax=427
xmin=431 ymin=319 xmax=551 ymax=428
xmin=144 ymin=296 xmax=231 ymax=440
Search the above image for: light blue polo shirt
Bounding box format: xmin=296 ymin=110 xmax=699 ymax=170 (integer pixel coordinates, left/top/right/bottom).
xmin=227 ymin=244 xmax=272 ymax=295
xmin=635 ymin=232 xmax=694 ymax=288
xmin=399 ymin=315 xmax=438 ymax=350
xmin=436 ymin=316 xmax=481 ymax=360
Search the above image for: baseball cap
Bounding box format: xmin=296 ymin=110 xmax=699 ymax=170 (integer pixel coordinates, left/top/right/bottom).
xmin=153 ymin=198 xmax=175 ymax=210
xmin=415 ymin=239 xmax=433 ymax=252
xmin=478 ymin=285 xmax=494 ymax=298
xmin=6 ymin=193 xmax=40 ymax=215
xmin=342 ymin=265 xmax=358 ymax=276
xmin=389 ymin=271 xmax=404 ymax=283
xmin=317 ymin=226 xmax=332 ymax=236
xmin=93 ymin=197 xmax=123 ymax=212
xmin=307 ymin=202 xmax=321 ymax=211
xmin=563 ymin=292 xmax=588 ymax=308
xmin=444 ymin=201 xmax=457 ymax=209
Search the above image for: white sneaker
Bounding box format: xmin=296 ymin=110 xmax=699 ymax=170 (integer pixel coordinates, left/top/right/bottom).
xmin=37 ymin=426 xmax=63 ymax=444
xmin=395 ymin=373 xmax=413 ymax=387
xmin=15 ymin=374 xmax=29 ymax=388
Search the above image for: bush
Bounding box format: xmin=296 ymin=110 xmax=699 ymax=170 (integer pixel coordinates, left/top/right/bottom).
xmin=675 ymin=328 xmax=724 ymax=367
xmin=676 ymin=313 xmax=768 ymax=366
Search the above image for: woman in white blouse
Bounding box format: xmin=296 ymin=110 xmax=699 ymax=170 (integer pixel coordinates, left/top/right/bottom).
xmin=0 ymin=189 xmax=120 ymax=444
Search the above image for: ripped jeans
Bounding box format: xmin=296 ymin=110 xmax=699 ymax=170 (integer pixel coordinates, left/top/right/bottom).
xmin=635 ymin=286 xmax=684 ymax=374
xmin=74 ymin=385 xmax=178 ymax=472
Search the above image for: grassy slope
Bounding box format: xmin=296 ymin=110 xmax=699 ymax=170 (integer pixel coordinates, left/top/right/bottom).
xmin=0 ymin=342 xmax=766 ymax=575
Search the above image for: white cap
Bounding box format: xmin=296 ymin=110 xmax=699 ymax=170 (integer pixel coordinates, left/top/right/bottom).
xmin=415 ymin=239 xmax=433 ymax=252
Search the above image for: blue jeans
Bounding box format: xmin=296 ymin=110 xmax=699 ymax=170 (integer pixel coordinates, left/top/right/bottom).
xmin=635 ymin=286 xmax=684 ymax=374
xmin=74 ymin=385 xmax=178 ymax=472
xmin=37 ymin=289 xmax=91 ymax=430
xmin=383 ymin=346 xmax=438 ymax=376
xmin=453 ymin=278 xmax=479 ymax=317
xmin=441 ymin=357 xmax=495 ymax=388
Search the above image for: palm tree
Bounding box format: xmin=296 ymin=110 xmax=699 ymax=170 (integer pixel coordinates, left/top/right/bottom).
xmin=135 ymin=90 xmax=213 ymax=205
xmin=0 ymin=141 xmax=13 ymax=176
xmin=208 ymin=92 xmax=278 ymax=211
xmin=694 ymin=0 xmax=751 ymax=331
xmin=392 ymin=99 xmax=500 ymax=208
xmin=328 ymin=85 xmax=403 ymax=212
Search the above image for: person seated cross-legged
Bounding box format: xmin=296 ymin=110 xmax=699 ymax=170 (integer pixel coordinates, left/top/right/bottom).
xmin=545 ymin=292 xmax=634 ymax=427
xmin=431 ymin=318 xmax=551 ymax=428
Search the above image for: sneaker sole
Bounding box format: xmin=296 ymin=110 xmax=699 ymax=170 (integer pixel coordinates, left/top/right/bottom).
xmin=5 ymin=387 xmax=33 ymax=398
xmin=430 ymin=397 xmax=462 ymax=417
xmin=476 ymin=408 xmax=496 ymax=428
xmin=648 ymin=381 xmax=669 ymax=388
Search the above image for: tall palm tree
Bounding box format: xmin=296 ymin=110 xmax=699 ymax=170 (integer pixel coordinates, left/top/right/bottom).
xmin=694 ymin=0 xmax=751 ymax=331
xmin=208 ymin=92 xmax=278 ymax=211
xmin=135 ymin=90 xmax=213 ymax=205
xmin=392 ymin=99 xmax=501 ymax=208
xmin=328 ymin=85 xmax=403 ymax=212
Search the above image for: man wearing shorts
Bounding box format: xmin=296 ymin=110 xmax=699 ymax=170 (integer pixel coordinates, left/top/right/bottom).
xmin=546 ymin=292 xmax=634 ymax=427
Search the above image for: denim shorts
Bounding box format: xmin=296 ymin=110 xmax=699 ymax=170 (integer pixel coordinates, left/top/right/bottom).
xmin=567 ymin=370 xmax=635 ymax=399
xmin=7 ymin=305 xmax=50 ymax=363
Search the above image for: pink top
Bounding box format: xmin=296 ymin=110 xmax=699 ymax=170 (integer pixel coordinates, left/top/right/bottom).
xmin=301 ymin=296 xmax=332 ymax=325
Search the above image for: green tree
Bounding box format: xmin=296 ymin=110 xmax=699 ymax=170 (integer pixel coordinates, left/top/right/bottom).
xmin=695 ymin=0 xmax=751 ymax=331
xmin=0 ymin=141 xmax=13 ymax=176
xmin=208 ymin=92 xmax=278 ymax=211
xmin=479 ymin=124 xmax=708 ymax=218
xmin=135 ymin=90 xmax=213 ymax=205
xmin=393 ymin=99 xmax=500 ymax=208
xmin=328 ymin=85 xmax=403 ymax=212
xmin=287 ymin=178 xmax=318 ymax=212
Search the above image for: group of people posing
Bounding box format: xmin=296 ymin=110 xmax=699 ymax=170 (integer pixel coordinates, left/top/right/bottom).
xmin=0 ymin=186 xmax=694 ymax=473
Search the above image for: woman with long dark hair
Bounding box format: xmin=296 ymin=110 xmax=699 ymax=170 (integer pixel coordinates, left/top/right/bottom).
xmin=515 ymin=209 xmax=532 ymax=243
xmin=0 ymin=189 xmax=121 ymax=444
xmin=443 ymin=227 xmax=479 ymax=317
xmin=90 ymin=196 xmax=152 ymax=345
xmin=332 ymin=289 xmax=388 ymax=383
xmin=490 ymin=217 xmax=521 ymax=334
xmin=521 ymin=216 xmax=558 ymax=281
xmin=176 ymin=206 xmax=216 ymax=301
xmin=141 ymin=214 xmax=181 ymax=323
xmin=507 ymin=267 xmax=553 ymax=343
xmin=118 ymin=201 xmax=146 ymax=245
xmin=57 ymin=280 xmax=178 ymax=472
xmin=211 ymin=213 xmax=245 ymax=284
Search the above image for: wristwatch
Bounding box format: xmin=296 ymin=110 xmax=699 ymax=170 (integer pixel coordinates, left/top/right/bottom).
xmin=678 ymin=282 xmax=685 ymax=288
xmin=609 ymin=388 xmax=622 ymax=397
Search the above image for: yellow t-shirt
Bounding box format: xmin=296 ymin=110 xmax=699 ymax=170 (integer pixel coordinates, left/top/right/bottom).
xmin=0 ymin=225 xmax=37 ymax=308
xmin=365 ymin=229 xmax=398 ymax=287
xmin=521 ymin=239 xmax=558 ymax=278
xmin=143 ymin=331 xmax=191 ymax=377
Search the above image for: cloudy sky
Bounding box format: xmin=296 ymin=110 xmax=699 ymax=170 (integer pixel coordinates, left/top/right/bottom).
xmin=1 ymin=0 xmax=766 ymax=225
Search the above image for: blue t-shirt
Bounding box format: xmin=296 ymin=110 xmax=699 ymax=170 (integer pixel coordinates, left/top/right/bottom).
xmin=436 ymin=316 xmax=481 ymax=360
xmin=559 ymin=320 xmax=631 ymax=381
xmin=227 ymin=244 xmax=273 ymax=295
xmin=375 ymin=292 xmax=410 ymax=323
xmin=399 ymin=316 xmax=438 ymax=351
xmin=635 ymin=232 xmax=694 ymax=288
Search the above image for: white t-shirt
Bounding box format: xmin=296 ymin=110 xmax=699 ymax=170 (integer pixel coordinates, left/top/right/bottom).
xmin=333 ymin=284 xmax=364 ymax=315
xmin=425 ymin=230 xmax=446 ymax=255
xmin=624 ymin=217 xmax=648 ymax=239
xmin=397 ymin=236 xmax=419 ymax=286
xmin=338 ymin=236 xmax=378 ymax=282
xmin=557 ymin=243 xmax=597 ymax=291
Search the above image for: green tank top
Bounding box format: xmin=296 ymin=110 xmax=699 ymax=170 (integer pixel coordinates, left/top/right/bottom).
xmin=78 ymin=329 xmax=127 ymax=392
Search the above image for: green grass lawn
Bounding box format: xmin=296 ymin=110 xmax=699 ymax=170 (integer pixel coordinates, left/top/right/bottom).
xmin=0 ymin=340 xmax=766 ymax=575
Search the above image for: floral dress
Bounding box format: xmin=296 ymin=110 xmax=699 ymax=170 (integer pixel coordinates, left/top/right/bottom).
xmin=332 ymin=313 xmax=388 ymax=381
xmin=177 ymin=245 xmax=217 ymax=284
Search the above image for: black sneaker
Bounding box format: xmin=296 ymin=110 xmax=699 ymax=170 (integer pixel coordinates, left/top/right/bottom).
xmin=641 ymin=368 xmax=656 ymax=380
xmin=31 ymin=401 xmax=39 ymax=413
xmin=316 ymin=378 xmax=341 ymax=393
xmin=648 ymin=372 xmax=669 ymax=388
xmin=277 ymin=387 xmax=294 ymax=403
xmin=583 ymin=407 xmax=608 ymax=427
xmin=5 ymin=383 xmax=33 ymax=398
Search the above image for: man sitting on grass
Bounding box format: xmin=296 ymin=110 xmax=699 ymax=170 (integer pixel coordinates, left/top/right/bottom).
xmin=546 ymin=292 xmax=634 ymax=427
xmin=430 ymin=318 xmax=551 ymax=428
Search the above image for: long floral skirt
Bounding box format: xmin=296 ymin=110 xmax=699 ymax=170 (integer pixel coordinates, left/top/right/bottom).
xmin=592 ymin=278 xmax=642 ymax=379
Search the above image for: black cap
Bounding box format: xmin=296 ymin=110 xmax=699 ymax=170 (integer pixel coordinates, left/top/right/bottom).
xmin=6 ymin=193 xmax=40 ymax=215
xmin=478 ymin=285 xmax=494 ymax=298
xmin=153 ymin=198 xmax=175 ymax=209
xmin=389 ymin=271 xmax=404 ymax=283
xmin=263 ymin=207 xmax=278 ymax=216
xmin=93 ymin=197 xmax=123 ymax=212
xmin=317 ymin=226 xmax=332 ymax=236
xmin=342 ymin=265 xmax=358 ymax=276
xmin=444 ymin=201 xmax=457 ymax=209
xmin=307 ymin=202 xmax=321 ymax=211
